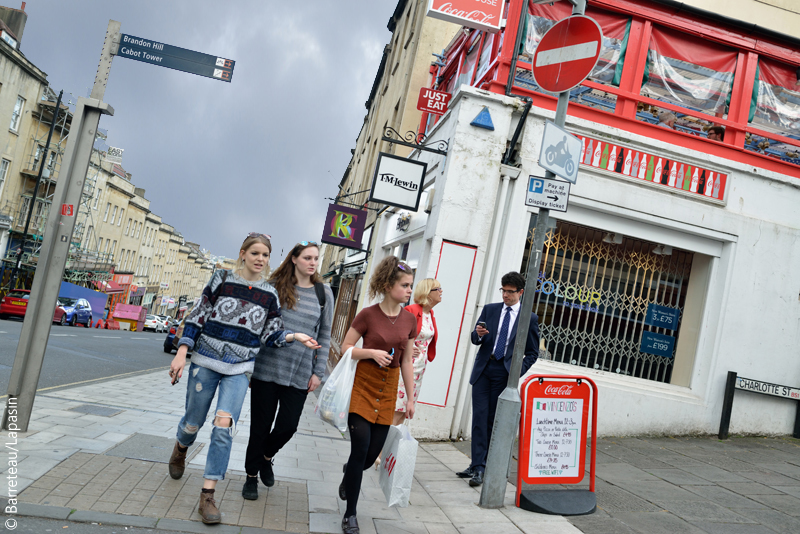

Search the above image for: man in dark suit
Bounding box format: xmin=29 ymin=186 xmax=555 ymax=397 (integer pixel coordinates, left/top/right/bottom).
xmin=456 ymin=271 xmax=539 ymax=486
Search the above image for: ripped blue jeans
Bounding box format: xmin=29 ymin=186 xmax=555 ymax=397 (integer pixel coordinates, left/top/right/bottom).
xmin=175 ymin=362 xmax=249 ymax=480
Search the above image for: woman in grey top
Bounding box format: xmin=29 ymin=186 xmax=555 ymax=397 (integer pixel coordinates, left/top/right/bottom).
xmin=242 ymin=241 xmax=334 ymax=500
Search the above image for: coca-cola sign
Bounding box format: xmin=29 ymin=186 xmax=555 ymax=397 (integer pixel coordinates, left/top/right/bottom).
xmin=427 ymin=0 xmax=504 ymax=33
xmin=544 ymin=384 xmax=574 ymax=396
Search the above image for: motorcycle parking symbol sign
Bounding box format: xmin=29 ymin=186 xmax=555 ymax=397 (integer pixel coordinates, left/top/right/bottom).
xmin=539 ymin=121 xmax=582 ymax=184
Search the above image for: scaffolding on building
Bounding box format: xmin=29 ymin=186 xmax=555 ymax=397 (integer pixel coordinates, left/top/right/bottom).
xmin=0 ymin=88 xmax=114 ymax=293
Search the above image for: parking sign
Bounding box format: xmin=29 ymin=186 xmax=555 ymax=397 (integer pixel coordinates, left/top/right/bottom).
xmin=525 ymin=176 xmax=570 ymax=212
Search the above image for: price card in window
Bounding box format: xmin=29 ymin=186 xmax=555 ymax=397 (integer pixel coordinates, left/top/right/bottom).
xmin=644 ymin=303 xmax=680 ymax=330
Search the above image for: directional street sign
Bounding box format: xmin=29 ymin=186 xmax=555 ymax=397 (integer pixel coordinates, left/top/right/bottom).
xmin=539 ymin=120 xmax=582 ymax=183
xmin=531 ymin=16 xmax=603 ymax=93
xmin=117 ymin=34 xmax=235 ymax=82
xmin=525 ymin=176 xmax=570 ymax=212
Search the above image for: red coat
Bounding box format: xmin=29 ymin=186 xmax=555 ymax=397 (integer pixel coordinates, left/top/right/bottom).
xmin=405 ymin=304 xmax=438 ymax=362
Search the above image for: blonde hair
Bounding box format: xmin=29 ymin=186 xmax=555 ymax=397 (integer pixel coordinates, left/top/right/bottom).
xmin=234 ymin=234 xmax=272 ymax=280
xmin=413 ymin=278 xmax=440 ymax=307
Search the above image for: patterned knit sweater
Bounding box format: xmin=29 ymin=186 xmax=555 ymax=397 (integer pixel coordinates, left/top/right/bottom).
xmin=252 ymin=284 xmax=334 ymax=389
xmin=178 ymin=270 xmax=291 ymax=375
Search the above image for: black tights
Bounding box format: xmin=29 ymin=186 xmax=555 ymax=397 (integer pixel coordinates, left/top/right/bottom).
xmin=343 ymin=413 xmax=390 ymax=517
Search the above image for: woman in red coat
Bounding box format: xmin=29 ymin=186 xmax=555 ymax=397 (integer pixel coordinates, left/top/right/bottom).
xmin=393 ymin=278 xmax=441 ymax=425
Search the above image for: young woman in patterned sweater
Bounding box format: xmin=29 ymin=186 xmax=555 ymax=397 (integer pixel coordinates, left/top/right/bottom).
xmin=166 ymin=234 xmax=320 ymax=524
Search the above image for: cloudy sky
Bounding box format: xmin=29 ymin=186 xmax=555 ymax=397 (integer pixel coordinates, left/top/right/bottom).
xmin=18 ymin=0 xmax=397 ymax=264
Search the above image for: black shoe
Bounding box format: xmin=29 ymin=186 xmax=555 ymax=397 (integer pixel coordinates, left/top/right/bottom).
xmin=242 ymin=476 xmax=258 ymax=500
xmin=342 ymin=515 xmax=360 ymax=534
xmin=338 ymin=462 xmax=347 ymax=501
xmin=469 ymin=470 xmax=484 ymax=487
xmin=260 ymin=457 xmax=275 ymax=487
xmin=456 ymin=466 xmax=475 ymax=478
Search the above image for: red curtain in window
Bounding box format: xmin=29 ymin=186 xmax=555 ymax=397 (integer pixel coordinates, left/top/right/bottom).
xmin=649 ymin=26 xmax=737 ymax=73
xmin=758 ymin=57 xmax=797 ymax=88
xmin=528 ymin=2 xmax=628 ymax=40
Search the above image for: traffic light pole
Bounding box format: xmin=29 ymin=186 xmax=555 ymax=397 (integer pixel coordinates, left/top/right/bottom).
xmin=2 ymin=20 xmax=119 ymax=432
xmin=479 ymin=0 xmax=585 ymax=509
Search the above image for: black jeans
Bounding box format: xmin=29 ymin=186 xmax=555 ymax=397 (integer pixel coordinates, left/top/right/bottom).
xmin=244 ymin=378 xmax=308 ymax=476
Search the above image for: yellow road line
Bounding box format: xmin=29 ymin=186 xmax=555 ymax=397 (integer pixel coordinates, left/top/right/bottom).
xmin=0 ymin=366 xmax=168 ymax=400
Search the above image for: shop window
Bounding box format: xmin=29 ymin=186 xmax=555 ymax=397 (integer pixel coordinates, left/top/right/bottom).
xmin=474 ymin=34 xmax=494 ymax=85
xmin=640 ymin=26 xmax=737 ymax=131
xmin=523 ymin=220 xmax=693 ymax=384
xmin=746 ymin=57 xmax=800 ymax=163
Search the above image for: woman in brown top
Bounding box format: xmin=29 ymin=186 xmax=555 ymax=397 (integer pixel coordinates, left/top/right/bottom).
xmin=338 ymin=256 xmax=417 ymax=534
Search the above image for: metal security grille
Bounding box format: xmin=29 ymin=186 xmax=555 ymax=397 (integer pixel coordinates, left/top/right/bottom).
xmin=523 ymin=220 xmax=693 ymax=383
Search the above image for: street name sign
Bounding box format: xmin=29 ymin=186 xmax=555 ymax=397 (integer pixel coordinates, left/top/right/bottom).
xmin=539 ymin=121 xmax=581 ymax=183
xmin=118 ymin=34 xmax=235 ymax=82
xmin=525 ymin=176 xmax=570 ymax=212
xmin=417 ymin=87 xmax=451 ymax=115
xmin=531 ymin=16 xmax=602 ymax=93
xmin=735 ymin=376 xmax=800 ymax=401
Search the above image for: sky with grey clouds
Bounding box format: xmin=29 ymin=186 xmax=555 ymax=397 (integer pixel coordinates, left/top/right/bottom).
xmin=17 ymin=0 xmax=397 ymax=264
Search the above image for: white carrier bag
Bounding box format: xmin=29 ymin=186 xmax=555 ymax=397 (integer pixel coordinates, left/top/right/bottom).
xmin=314 ymin=347 xmax=358 ymax=432
xmin=379 ymin=424 xmax=419 ymax=507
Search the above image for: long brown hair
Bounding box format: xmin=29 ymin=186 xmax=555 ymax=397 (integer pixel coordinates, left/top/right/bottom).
xmin=234 ymin=234 xmax=272 ymax=280
xmin=269 ymin=243 xmax=321 ymax=310
xmin=368 ymin=255 xmax=412 ymax=300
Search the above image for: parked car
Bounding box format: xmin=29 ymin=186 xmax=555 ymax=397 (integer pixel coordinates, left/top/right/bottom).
xmin=0 ymin=290 xmax=68 ymax=324
xmin=143 ymin=314 xmax=163 ymax=332
xmin=163 ymin=306 xmax=194 ymax=354
xmin=58 ymin=297 xmax=93 ymax=327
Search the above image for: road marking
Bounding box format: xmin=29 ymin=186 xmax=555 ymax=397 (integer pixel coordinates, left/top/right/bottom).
xmin=0 ymin=366 xmax=169 ymax=400
xmin=51 ymin=334 xmax=70 ymax=336
xmin=93 ymin=336 xmax=122 ymax=339
xmin=130 ymin=337 xmax=151 ymax=340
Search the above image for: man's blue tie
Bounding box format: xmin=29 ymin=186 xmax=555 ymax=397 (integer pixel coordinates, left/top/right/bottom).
xmin=494 ymin=307 xmax=513 ymax=359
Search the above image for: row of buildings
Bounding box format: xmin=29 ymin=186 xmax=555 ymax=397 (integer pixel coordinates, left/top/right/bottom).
xmin=321 ymin=0 xmax=800 ymax=439
xmin=0 ymin=3 xmax=231 ymax=317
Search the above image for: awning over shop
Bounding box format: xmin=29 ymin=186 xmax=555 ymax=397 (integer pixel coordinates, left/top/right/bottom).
xmin=93 ymin=279 xmax=124 ymax=294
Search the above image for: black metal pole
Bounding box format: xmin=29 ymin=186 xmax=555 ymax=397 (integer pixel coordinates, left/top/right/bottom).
xmin=12 ymin=90 xmax=64 ymax=286
xmin=718 ymin=371 xmax=737 ymax=440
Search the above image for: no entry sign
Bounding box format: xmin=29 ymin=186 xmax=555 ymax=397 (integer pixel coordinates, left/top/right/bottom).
xmin=531 ymin=16 xmax=602 ymax=93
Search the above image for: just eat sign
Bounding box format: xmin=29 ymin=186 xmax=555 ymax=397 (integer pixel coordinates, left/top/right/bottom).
xmin=427 ymin=0 xmax=504 ymax=33
xmin=417 ymin=87 xmax=451 ymax=115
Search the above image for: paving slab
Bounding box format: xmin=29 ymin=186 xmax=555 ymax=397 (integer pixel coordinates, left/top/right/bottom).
xmin=611 ymin=511 xmax=709 ymax=534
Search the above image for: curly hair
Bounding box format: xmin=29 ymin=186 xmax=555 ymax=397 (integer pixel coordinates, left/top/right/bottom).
xmin=368 ymin=256 xmax=412 ymax=300
xmin=413 ymin=278 xmax=440 ymax=307
xmin=234 ymin=234 xmax=272 ymax=280
xmin=269 ymin=243 xmax=322 ymax=310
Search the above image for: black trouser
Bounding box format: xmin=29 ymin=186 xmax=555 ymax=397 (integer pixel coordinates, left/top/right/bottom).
xmin=343 ymin=413 xmax=390 ymax=517
xmin=244 ymin=378 xmax=308 ymax=476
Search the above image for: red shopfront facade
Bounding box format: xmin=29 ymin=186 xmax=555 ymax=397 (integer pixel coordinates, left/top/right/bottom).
xmin=422 ymin=0 xmax=800 ymax=180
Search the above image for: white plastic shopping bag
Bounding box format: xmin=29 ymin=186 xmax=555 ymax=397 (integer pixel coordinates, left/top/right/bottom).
xmin=379 ymin=424 xmax=419 ymax=507
xmin=314 ymin=347 xmax=358 ymax=432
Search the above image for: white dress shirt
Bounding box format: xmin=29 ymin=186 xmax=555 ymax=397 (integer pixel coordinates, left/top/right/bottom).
xmin=493 ymin=301 xmax=520 ymax=357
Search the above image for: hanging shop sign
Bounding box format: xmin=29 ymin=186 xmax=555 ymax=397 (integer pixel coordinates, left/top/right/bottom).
xmin=426 ymin=0 xmax=504 ymax=33
xmin=113 ymin=274 xmax=133 ymax=285
xmin=369 ymin=153 xmax=427 ymax=211
xmin=417 ymin=87 xmax=451 ymax=115
xmin=576 ymin=135 xmax=728 ymax=200
xmin=321 ymin=204 xmax=367 ymax=251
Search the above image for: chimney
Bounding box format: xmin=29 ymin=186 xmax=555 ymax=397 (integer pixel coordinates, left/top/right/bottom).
xmin=0 ymin=3 xmax=27 ymax=45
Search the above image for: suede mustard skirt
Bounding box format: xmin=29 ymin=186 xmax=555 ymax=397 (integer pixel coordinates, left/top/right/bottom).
xmin=349 ymin=359 xmax=400 ymax=425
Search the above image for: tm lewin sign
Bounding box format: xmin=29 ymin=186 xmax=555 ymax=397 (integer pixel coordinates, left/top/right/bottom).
xmin=369 ymin=153 xmax=427 ymax=211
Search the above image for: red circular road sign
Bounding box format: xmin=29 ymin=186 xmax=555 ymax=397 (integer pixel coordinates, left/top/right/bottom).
xmin=531 ymin=16 xmax=603 ymax=94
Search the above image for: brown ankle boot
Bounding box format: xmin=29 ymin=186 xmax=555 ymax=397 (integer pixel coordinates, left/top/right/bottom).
xmin=198 ymin=490 xmax=221 ymax=524
xmin=168 ymin=442 xmax=187 ymax=480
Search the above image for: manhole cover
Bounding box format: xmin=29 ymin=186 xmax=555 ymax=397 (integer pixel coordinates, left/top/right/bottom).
xmin=68 ymin=404 xmax=123 ymax=417
xmin=104 ymin=433 xmax=201 ymax=463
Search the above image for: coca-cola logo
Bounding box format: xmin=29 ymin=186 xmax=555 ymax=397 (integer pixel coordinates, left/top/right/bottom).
xmin=432 ymin=2 xmax=500 ymax=24
xmin=544 ymin=384 xmax=573 ymax=396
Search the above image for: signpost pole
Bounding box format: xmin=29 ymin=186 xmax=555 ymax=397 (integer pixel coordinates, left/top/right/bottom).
xmin=2 ymin=20 xmax=119 ymax=432
xmin=480 ymin=0 xmax=586 ymax=509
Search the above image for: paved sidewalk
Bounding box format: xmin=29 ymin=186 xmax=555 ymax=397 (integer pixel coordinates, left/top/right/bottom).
xmin=0 ymin=368 xmax=578 ymax=534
